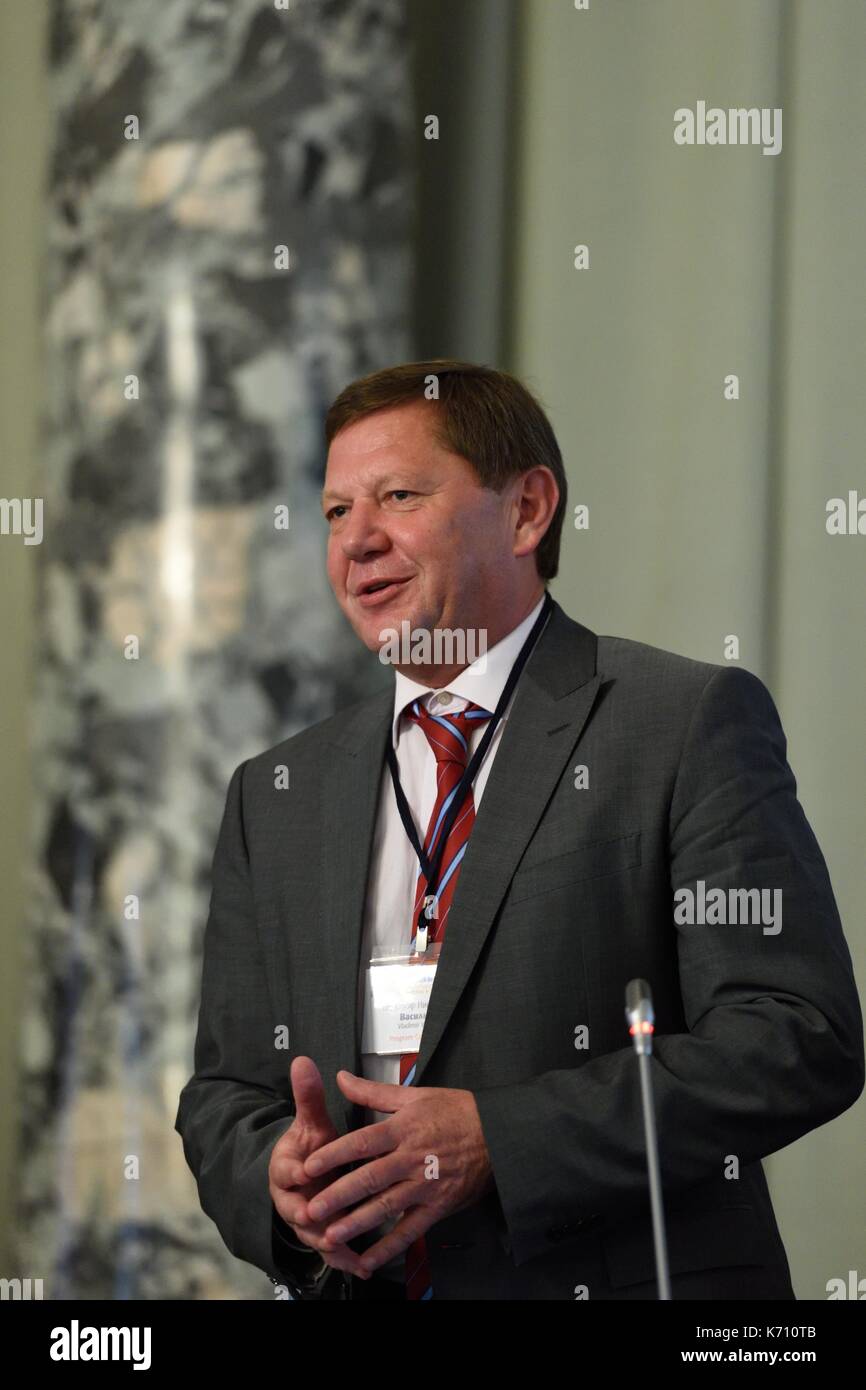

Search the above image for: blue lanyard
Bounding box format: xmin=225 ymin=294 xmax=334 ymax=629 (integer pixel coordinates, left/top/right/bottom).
xmin=386 ymin=593 xmax=553 ymax=935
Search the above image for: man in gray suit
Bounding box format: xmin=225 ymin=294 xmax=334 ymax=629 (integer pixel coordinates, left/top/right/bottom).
xmin=175 ymin=360 xmax=864 ymax=1300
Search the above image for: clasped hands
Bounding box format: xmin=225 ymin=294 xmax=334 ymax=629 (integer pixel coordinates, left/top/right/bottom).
xmin=268 ymin=1055 xmax=495 ymax=1278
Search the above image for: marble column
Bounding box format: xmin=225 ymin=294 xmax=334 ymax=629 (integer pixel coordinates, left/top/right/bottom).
xmin=17 ymin=0 xmax=412 ymax=1299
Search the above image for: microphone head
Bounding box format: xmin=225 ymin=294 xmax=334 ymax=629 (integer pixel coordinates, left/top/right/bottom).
xmin=625 ymin=978 xmax=655 ymax=1052
xmin=626 ymin=978 xmax=653 ymax=1014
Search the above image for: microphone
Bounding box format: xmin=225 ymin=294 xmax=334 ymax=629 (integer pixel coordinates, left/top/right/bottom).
xmin=626 ymin=977 xmax=655 ymax=1054
xmin=624 ymin=979 xmax=671 ymax=1300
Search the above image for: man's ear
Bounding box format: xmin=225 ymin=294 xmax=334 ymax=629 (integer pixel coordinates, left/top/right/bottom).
xmin=512 ymin=466 xmax=559 ymax=558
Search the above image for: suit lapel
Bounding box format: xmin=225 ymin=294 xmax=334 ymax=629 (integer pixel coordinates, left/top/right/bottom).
xmin=414 ymin=601 xmax=600 ymax=1083
xmin=317 ymin=691 xmax=392 ymax=1123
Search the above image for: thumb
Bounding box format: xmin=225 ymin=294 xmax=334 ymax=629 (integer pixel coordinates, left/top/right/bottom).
xmin=290 ymin=1056 xmax=331 ymax=1130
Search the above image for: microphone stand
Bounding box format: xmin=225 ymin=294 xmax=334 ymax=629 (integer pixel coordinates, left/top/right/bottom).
xmin=625 ymin=978 xmax=671 ymax=1300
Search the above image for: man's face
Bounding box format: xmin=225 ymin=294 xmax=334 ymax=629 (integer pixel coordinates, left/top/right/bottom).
xmin=322 ymin=400 xmax=523 ymax=654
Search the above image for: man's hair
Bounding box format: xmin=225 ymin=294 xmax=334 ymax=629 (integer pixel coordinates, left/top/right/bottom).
xmin=324 ymin=359 xmax=568 ymax=582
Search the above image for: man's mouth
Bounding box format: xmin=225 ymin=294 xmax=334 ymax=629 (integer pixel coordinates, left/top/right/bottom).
xmin=354 ymin=576 xmax=413 ymax=608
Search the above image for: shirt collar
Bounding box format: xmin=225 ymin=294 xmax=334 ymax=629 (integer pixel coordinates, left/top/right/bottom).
xmin=391 ymin=593 xmax=547 ymax=745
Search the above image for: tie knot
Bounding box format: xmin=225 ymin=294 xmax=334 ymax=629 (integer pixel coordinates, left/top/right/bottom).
xmin=402 ymin=698 xmax=493 ymax=767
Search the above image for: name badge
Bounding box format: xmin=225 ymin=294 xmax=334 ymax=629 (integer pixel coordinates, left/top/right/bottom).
xmin=362 ymin=953 xmax=438 ymax=1055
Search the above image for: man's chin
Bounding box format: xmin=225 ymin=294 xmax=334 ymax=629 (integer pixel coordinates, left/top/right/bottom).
xmin=344 ymin=600 xmax=421 ymax=653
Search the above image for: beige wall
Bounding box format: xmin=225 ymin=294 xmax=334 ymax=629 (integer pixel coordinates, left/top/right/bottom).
xmin=509 ymin=0 xmax=865 ymax=1298
xmin=0 ymin=0 xmax=48 ymax=1271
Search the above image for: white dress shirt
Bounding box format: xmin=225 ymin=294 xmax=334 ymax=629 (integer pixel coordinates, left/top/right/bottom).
xmin=355 ymin=593 xmax=548 ymax=1276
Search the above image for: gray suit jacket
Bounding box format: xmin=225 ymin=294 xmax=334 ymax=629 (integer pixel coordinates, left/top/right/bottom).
xmin=175 ymin=598 xmax=864 ymax=1299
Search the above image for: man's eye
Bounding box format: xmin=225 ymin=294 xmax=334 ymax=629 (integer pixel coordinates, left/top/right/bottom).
xmin=389 ymin=490 xmax=414 ymax=501
xmin=326 ymin=506 xmax=346 ymax=521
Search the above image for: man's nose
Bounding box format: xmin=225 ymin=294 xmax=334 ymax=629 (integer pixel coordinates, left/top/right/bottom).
xmin=339 ymin=503 xmax=390 ymax=559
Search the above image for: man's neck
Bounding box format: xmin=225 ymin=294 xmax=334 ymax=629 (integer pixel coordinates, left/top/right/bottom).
xmin=393 ymin=588 xmax=546 ymax=690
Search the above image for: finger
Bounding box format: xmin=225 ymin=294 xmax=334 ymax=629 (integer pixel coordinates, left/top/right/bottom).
xmin=304 ymin=1119 xmax=396 ymax=1181
xmin=288 ymin=1228 xmax=370 ymax=1279
xmin=275 ymin=1188 xmax=317 ymax=1227
xmin=357 ymin=1207 xmax=434 ymax=1276
xmin=270 ymin=1152 xmax=308 ymax=1191
xmin=306 ymin=1154 xmax=405 ymax=1223
xmin=323 ymin=1180 xmax=422 ymax=1245
xmin=335 ymin=1069 xmax=415 ymax=1113
xmin=284 ymin=1159 xmax=309 ymax=1187
xmin=320 ymin=1246 xmax=371 ymax=1278
xmin=290 ymin=1056 xmax=332 ymax=1130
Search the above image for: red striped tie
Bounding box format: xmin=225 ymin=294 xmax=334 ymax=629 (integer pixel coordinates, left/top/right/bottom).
xmin=398 ymin=696 xmax=493 ymax=1300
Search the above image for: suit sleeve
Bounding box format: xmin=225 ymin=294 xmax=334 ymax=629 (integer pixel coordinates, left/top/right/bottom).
xmin=174 ymin=759 xmax=343 ymax=1297
xmin=473 ymin=665 xmax=865 ymax=1267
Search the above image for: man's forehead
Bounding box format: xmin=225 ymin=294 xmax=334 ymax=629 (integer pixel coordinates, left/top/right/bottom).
xmin=321 ymin=456 xmax=446 ymax=504
xmin=323 ymin=415 xmax=459 ymax=494
xmin=328 ymin=401 xmax=438 ymax=458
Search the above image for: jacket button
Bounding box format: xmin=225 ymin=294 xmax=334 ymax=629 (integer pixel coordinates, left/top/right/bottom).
xmin=546 ymin=1225 xmax=570 ymax=1242
xmin=546 ymin=1215 xmax=599 ymax=1242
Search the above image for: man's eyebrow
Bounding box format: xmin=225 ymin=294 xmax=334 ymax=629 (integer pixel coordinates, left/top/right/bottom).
xmin=320 ymin=474 xmax=427 ymax=508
